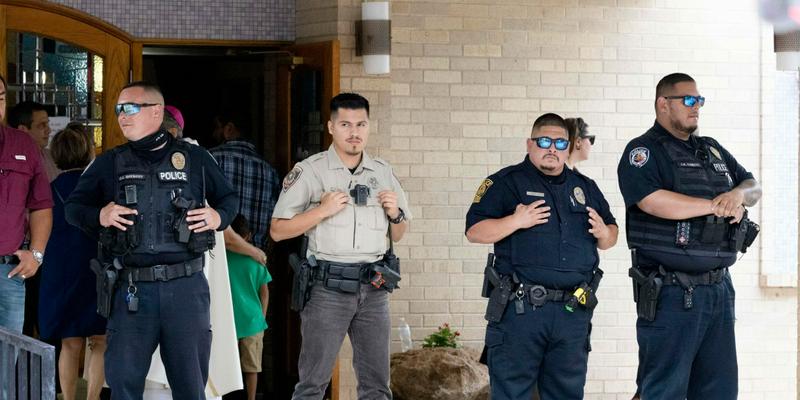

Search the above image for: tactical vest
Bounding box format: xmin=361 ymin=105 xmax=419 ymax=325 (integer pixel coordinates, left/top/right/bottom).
xmin=626 ymin=132 xmax=736 ymax=258
xmin=112 ymin=140 xmax=196 ymax=255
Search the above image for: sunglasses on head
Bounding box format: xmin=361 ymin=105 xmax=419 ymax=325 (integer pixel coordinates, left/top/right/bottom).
xmin=531 ymin=136 xmax=570 ymax=151
xmin=663 ymin=95 xmax=705 ymax=108
xmin=114 ymin=102 xmax=160 ymax=116
xmin=582 ymin=135 xmax=596 ymax=145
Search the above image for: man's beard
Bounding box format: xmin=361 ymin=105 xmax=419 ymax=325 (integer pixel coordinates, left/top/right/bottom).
xmin=670 ymin=115 xmax=697 ymax=135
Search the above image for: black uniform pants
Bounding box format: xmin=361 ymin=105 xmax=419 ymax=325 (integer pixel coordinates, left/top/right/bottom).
xmin=105 ymin=271 xmax=211 ymax=400
xmin=636 ymin=273 xmax=737 ymax=399
xmin=485 ymin=300 xmax=592 ymax=400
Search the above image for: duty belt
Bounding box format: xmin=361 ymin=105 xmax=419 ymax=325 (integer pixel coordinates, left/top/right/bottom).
xmin=122 ymin=257 xmax=204 ymax=282
xmin=0 ymin=255 xmax=20 ymax=265
xmin=647 ymin=267 xmax=727 ymax=287
xmin=513 ymin=283 xmax=572 ymax=307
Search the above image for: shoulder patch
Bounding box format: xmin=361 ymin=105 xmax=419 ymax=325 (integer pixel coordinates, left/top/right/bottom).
xmin=283 ymin=165 xmax=303 ymax=192
xmin=629 ymin=147 xmax=650 ymax=168
xmin=473 ymin=179 xmax=493 ymax=204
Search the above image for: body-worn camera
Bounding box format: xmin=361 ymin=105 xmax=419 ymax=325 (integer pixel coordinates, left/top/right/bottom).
xmin=350 ymin=184 xmax=370 ymax=206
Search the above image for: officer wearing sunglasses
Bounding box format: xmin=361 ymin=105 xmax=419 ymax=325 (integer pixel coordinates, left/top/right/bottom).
xmin=466 ymin=113 xmax=618 ymax=400
xmin=65 ymin=81 xmax=238 ymax=399
xmin=618 ymin=73 xmax=761 ymax=400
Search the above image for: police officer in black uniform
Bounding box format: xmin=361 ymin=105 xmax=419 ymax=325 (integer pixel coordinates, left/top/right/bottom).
xmin=466 ymin=113 xmax=618 ymax=400
xmin=618 ymin=73 xmax=761 ymax=400
xmin=65 ymin=81 xmax=238 ymax=399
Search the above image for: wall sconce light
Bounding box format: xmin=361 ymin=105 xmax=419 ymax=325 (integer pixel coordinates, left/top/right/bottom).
xmin=356 ymin=2 xmax=391 ymax=75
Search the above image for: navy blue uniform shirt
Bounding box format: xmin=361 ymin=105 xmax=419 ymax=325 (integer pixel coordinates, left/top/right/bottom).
xmin=617 ymin=121 xmax=754 ymax=269
xmin=466 ymin=157 xmax=616 ymax=289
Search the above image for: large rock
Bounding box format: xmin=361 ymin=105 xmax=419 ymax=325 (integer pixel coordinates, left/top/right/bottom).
xmin=391 ymin=347 xmax=488 ymax=400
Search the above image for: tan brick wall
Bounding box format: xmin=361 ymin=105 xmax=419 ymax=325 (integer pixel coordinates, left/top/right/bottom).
xmin=306 ymin=1 xmax=798 ymax=398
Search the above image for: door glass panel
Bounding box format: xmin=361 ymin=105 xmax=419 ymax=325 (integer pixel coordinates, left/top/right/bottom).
xmin=6 ymin=32 xmax=104 ymax=148
xmin=291 ymin=68 xmax=324 ymax=162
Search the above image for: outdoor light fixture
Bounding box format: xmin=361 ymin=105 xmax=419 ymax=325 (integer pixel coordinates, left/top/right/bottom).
xmin=357 ymin=1 xmax=391 ymax=75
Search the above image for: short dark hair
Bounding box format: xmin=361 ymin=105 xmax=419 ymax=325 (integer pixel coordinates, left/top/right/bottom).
xmin=330 ymin=92 xmax=369 ymax=118
xmin=217 ymin=108 xmax=250 ymax=138
xmin=531 ymin=113 xmax=567 ymax=136
xmin=230 ymin=214 xmax=252 ymax=239
xmin=8 ymin=101 xmax=47 ymax=129
xmin=50 ymin=127 xmax=93 ymax=170
xmin=655 ymin=73 xmax=695 ymax=99
xmin=565 ymin=117 xmax=589 ymax=153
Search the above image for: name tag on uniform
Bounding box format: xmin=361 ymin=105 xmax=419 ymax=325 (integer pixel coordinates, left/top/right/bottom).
xmin=679 ymin=162 xmax=702 ymax=168
xmin=158 ymin=171 xmax=188 ymax=182
xmin=14 ymin=155 xmax=26 ymax=161
xmin=526 ymin=191 xmax=544 ymax=197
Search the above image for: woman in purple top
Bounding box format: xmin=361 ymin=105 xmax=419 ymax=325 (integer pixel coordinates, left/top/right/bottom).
xmin=39 ymin=127 xmax=107 ymax=400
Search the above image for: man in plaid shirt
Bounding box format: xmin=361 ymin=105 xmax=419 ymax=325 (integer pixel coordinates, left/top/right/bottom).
xmin=210 ymin=111 xmax=280 ymax=249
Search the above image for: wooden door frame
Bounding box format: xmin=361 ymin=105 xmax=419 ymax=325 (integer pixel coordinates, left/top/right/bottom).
xmin=0 ymin=0 xmax=133 ymax=150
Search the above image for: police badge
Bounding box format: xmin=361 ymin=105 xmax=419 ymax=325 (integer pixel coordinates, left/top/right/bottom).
xmin=573 ymin=187 xmax=586 ymax=205
xmin=171 ymin=152 xmax=186 ymax=170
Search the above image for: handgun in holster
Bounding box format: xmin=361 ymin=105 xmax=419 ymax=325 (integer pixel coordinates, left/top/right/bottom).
xmin=481 ymin=253 xmax=513 ymax=323
xmin=628 ymin=250 xmax=662 ymax=322
xmin=89 ymin=255 xmax=121 ymax=319
xmin=730 ymin=209 xmax=760 ymax=254
xmin=288 ymin=236 xmax=317 ymax=312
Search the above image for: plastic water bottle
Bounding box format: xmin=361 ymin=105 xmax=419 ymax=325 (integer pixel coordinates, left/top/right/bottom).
xmin=398 ymin=317 xmax=413 ymax=352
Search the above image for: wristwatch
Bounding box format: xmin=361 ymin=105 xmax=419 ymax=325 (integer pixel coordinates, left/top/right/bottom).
xmin=389 ymin=209 xmax=406 ymax=224
xmin=31 ymin=249 xmax=44 ymax=265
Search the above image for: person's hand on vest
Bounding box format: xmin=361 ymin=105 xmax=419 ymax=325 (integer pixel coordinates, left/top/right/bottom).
xmin=8 ymin=249 xmax=40 ymax=279
xmin=378 ymin=190 xmax=400 ymax=219
xmin=319 ymin=191 xmax=349 ymax=218
xmin=710 ymin=189 xmax=744 ymax=219
xmin=512 ymin=200 xmax=550 ymax=229
xmin=587 ymin=207 xmax=611 ymax=240
xmin=187 ymin=207 xmax=221 ymax=232
xmin=99 ymin=201 xmax=138 ymax=231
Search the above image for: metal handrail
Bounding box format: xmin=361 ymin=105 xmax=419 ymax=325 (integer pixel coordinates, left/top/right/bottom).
xmin=0 ymin=325 xmax=55 ymax=400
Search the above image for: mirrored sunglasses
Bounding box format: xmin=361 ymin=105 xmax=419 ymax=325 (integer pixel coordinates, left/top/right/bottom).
xmin=532 ymin=136 xmax=570 ymax=151
xmin=664 ymin=95 xmax=705 ymax=108
xmin=114 ymin=102 xmax=160 ymax=116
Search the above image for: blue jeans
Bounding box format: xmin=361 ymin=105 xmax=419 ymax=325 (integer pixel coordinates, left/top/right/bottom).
xmin=0 ymin=263 xmax=26 ymax=334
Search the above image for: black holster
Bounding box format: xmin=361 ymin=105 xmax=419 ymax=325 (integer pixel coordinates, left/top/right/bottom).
xmin=288 ymin=250 xmax=317 ymax=312
xmin=482 ymin=254 xmax=513 ymax=323
xmin=368 ymin=256 xmax=401 ymax=293
xmin=629 ymin=264 xmax=662 ymax=322
xmin=730 ymin=211 xmax=760 ymax=253
xmin=89 ymin=258 xmax=120 ymax=318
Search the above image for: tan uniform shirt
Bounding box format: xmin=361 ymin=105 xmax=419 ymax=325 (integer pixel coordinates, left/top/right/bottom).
xmin=273 ymin=145 xmax=411 ymax=263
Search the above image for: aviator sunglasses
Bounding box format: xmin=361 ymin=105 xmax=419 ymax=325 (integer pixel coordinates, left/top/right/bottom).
xmin=114 ymin=102 xmax=161 ymax=116
xmin=663 ymin=95 xmax=705 ymax=108
xmin=531 ymin=136 xmax=570 ymax=151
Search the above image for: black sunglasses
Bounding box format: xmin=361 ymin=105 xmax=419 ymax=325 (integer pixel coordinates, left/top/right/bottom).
xmin=114 ymin=103 xmax=160 ymax=116
xmin=663 ymin=95 xmax=705 ymax=108
xmin=531 ymin=136 xmax=570 ymax=151
xmin=582 ymin=135 xmax=596 ymax=145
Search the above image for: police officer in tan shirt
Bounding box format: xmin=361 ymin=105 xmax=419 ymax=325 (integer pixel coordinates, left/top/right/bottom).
xmin=271 ymin=93 xmax=411 ymax=400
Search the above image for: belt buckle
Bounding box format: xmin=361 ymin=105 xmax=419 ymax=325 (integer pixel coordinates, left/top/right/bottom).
xmin=152 ymin=265 xmax=168 ymax=281
xmin=529 ymin=285 xmax=548 ymax=307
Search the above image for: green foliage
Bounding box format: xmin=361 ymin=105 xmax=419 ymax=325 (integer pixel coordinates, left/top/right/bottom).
xmin=422 ymin=323 xmax=461 ymax=348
